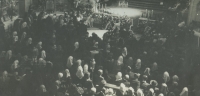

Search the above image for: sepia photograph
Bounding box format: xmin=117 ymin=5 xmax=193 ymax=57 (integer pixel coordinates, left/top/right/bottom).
xmin=0 ymin=0 xmax=199 ymax=96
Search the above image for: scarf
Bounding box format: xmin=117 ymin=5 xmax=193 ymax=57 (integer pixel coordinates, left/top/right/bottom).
xmin=67 ymin=56 xmax=73 ymax=68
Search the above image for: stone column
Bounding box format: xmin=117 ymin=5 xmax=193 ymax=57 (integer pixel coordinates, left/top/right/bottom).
xmin=187 ymin=0 xmax=200 ymax=24
xmin=19 ymin=0 xmax=32 ymax=18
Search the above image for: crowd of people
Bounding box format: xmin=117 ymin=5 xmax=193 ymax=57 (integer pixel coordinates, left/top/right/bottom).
xmin=0 ymin=0 xmax=198 ymax=96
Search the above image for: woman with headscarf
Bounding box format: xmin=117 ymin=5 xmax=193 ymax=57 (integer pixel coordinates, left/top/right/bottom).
xmin=94 ymin=69 xmax=104 ymax=86
xmin=144 ymin=67 xmax=151 ymax=77
xmin=168 ymin=92 xmax=175 ymax=96
xmin=36 ymin=41 xmax=43 ymax=52
xmin=158 ymin=93 xmax=164 ymax=96
xmin=151 ymin=62 xmax=159 ymax=81
xmin=160 ymin=83 xmax=169 ymax=96
xmin=20 ymin=22 xmax=29 ymax=35
xmin=113 ymin=56 xmax=124 ymax=74
xmin=82 ymin=72 xmax=94 ymax=93
xmin=32 ymin=47 xmax=39 ymax=65
xmin=0 ymin=71 xmax=10 ymax=96
xmin=137 ymin=88 xmax=144 ymax=96
xmin=72 ymin=42 xmax=82 ymax=59
xmin=114 ymin=72 xmax=123 ymax=86
xmin=172 ymin=75 xmax=179 ymax=83
xmin=141 ymin=75 xmax=150 ymax=93
xmin=20 ymin=32 xmax=27 ymax=45
xmin=22 ymin=38 xmax=33 ymax=56
xmin=11 ymin=60 xmax=20 ymax=72
xmin=5 ymin=50 xmax=14 ymax=71
xmin=116 ymin=83 xmax=128 ymax=96
xmin=163 ymin=71 xmax=170 ymax=84
xmin=150 ymin=80 xmax=159 ymax=96
xmin=63 ymin=69 xmax=72 ymax=88
xmin=75 ymin=65 xmax=84 ymax=84
xmin=11 ymin=36 xmax=20 ymax=55
xmin=180 ymin=87 xmax=188 ymax=96
xmin=122 ymin=47 xmax=128 ymax=58
xmin=146 ymin=88 xmax=155 ymax=96
xmin=37 ymin=85 xmax=49 ymax=96
xmin=143 ymin=67 xmax=151 ymax=82
xmin=41 ymin=50 xmax=46 ymax=59
xmin=126 ymin=56 xmax=134 ymax=68
xmin=135 ymin=59 xmax=142 ymax=73
xmin=83 ymin=64 xmax=89 ymax=74
xmin=66 ymin=56 xmax=73 ymax=69
xmin=169 ymin=82 xmax=180 ymax=96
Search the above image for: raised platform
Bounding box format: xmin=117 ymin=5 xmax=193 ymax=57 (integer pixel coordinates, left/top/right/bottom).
xmin=128 ymin=0 xmax=167 ymax=11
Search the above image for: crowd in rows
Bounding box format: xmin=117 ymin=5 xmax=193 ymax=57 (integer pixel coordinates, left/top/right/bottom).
xmin=0 ymin=0 xmax=197 ymax=96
